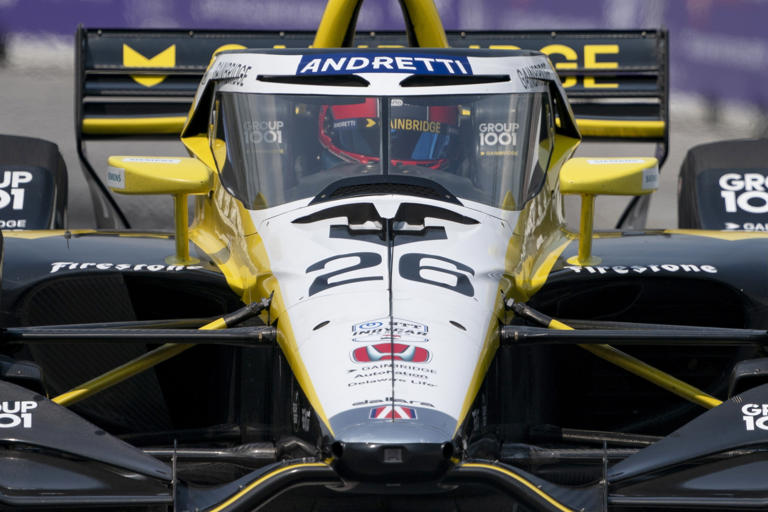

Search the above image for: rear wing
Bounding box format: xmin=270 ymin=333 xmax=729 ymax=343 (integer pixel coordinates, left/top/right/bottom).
xmin=75 ymin=27 xmax=667 ymax=226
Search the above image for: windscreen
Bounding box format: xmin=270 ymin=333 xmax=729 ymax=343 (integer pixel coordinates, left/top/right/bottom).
xmin=212 ymin=91 xmax=552 ymax=210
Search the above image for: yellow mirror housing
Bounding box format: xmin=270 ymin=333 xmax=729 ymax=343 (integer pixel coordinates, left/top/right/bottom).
xmin=560 ymin=157 xmax=659 ymax=266
xmin=560 ymin=157 xmax=659 ymax=196
xmin=106 ymin=156 xmax=214 ymax=265
xmin=106 ymin=156 xmax=213 ymax=195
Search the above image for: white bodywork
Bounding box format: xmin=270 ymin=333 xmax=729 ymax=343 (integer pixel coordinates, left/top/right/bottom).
xmin=252 ymin=197 xmax=519 ymax=440
xmin=200 ymin=48 xmax=557 ymax=442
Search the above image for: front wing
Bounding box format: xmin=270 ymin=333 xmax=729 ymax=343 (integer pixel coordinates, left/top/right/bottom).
xmin=2 ymin=320 xmax=768 ymax=511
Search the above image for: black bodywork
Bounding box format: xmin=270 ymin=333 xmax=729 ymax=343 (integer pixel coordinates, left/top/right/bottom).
xmin=0 ymin=226 xmax=767 ymax=510
xmin=0 ymin=20 xmax=767 ymax=512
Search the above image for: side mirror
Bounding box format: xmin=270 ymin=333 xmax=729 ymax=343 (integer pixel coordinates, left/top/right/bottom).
xmin=560 ymin=157 xmax=659 ymax=265
xmin=107 ymin=156 xmax=214 ymax=264
xmin=106 ymin=156 xmax=213 ymax=195
xmin=729 ymin=358 xmax=768 ymax=398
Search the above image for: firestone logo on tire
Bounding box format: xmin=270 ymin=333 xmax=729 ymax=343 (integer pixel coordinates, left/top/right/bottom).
xmin=351 ymin=343 xmax=431 ymax=363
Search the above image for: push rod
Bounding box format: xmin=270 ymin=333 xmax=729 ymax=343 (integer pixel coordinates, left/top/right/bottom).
xmin=4 ymin=326 xmax=276 ymax=346
xmin=501 ymin=325 xmax=768 ymax=346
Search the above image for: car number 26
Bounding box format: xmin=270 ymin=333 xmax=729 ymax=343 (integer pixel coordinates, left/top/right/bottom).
xmin=306 ymin=252 xmax=475 ymax=297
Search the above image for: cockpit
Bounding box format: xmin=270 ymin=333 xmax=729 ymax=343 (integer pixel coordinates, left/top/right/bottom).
xmin=208 ymin=69 xmax=555 ymax=211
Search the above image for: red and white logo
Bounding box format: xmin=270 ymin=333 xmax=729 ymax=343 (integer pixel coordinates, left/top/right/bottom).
xmin=369 ymin=405 xmax=417 ymax=420
xmin=352 ymin=343 xmax=431 ymax=363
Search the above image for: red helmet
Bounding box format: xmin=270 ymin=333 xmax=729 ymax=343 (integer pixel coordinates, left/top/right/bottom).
xmin=319 ymin=98 xmax=458 ymax=169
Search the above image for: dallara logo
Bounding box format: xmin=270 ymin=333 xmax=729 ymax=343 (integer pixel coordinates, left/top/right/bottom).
xmin=369 ymin=406 xmax=417 ymax=420
xmin=122 ymin=44 xmax=176 ymax=87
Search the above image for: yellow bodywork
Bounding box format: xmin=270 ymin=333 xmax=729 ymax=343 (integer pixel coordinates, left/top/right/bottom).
xmin=82 ymin=116 xmax=187 ymax=136
xmin=560 ymin=157 xmax=659 ymax=196
xmin=122 ymin=43 xmax=176 ymax=88
xmin=560 ymin=157 xmax=658 ymax=265
xmin=314 ymin=0 xmax=448 ymax=48
xmin=106 ymin=156 xmax=213 ymax=195
xmin=575 ymin=118 xmax=665 ymax=139
xmin=107 ymin=156 xmax=214 ymax=265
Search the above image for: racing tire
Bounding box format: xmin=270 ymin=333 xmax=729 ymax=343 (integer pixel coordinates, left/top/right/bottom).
xmin=678 ymin=138 xmax=768 ymax=229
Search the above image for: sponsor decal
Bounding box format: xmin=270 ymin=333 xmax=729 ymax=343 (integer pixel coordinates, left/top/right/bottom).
xmin=106 ymin=167 xmax=125 ymax=190
xmin=586 ymin=159 xmax=645 ymax=165
xmin=724 ymin=222 xmax=768 ymax=231
xmin=0 ymin=219 xmax=26 ymax=228
xmin=291 ymin=390 xmax=312 ymax=433
xmin=0 ymin=400 xmax=37 ymax=429
xmin=209 ymin=59 xmax=253 ymax=87
xmin=354 ymin=397 xmax=434 ymax=408
xmin=479 ymin=122 xmax=519 ymax=156
xmin=347 ymin=362 xmax=437 ymax=388
xmin=214 ymin=185 xmax=244 ymax=234
xmin=50 ymin=262 xmax=203 ymax=274
xmin=351 ymin=343 xmax=431 ymax=363
xmin=719 ymin=172 xmax=768 ymax=214
xmin=243 ymin=120 xmax=284 ymax=145
xmin=390 ymin=118 xmax=442 ymax=133
xmin=122 ymin=157 xmax=181 ymax=164
xmin=742 ymin=403 xmax=768 ymax=431
xmin=479 ymin=122 xmax=518 ymax=146
xmin=0 ymin=170 xmax=32 ymax=211
xmin=643 ymin=168 xmax=659 ymax=190
xmin=297 ymin=54 xmax=472 ymax=75
xmin=370 ymin=405 xmax=417 ymax=420
xmin=352 ymin=318 xmax=429 ymax=343
xmin=517 ymin=62 xmax=554 ymax=89
xmin=334 ymin=119 xmax=356 ymax=128
xmin=565 ymin=264 xmax=718 ymax=275
xmin=123 ymin=44 xmax=175 ymax=88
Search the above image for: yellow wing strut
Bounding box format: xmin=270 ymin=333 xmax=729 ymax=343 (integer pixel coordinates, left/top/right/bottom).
xmin=509 ymin=301 xmax=723 ymax=409
xmin=313 ymin=0 xmax=448 ymax=48
xmin=53 ymin=299 xmax=271 ymax=407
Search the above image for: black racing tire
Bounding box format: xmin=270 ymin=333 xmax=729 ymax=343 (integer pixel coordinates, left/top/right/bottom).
xmin=678 ymin=138 xmax=768 ymax=229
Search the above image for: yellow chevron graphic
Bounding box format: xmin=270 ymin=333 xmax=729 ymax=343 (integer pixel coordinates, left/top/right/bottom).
xmin=122 ymin=44 xmax=176 ymax=87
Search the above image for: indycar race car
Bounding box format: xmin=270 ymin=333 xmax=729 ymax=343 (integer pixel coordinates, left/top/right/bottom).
xmin=2 ymin=0 xmax=768 ymax=510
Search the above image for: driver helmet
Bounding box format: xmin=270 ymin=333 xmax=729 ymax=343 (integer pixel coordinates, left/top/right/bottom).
xmin=319 ymin=98 xmax=458 ymax=169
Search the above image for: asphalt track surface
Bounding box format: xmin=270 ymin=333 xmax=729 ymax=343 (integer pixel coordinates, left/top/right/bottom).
xmin=0 ymin=61 xmax=761 ymax=231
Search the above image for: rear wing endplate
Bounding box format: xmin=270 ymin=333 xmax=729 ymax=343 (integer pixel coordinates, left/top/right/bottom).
xmin=75 ymin=27 xmax=667 ymax=227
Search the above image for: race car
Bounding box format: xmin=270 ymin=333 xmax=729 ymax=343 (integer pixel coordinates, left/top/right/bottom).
xmin=1 ymin=0 xmax=768 ymax=510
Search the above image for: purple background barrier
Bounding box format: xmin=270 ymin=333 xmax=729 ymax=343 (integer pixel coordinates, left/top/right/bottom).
xmin=1 ymin=0 xmax=767 ymax=106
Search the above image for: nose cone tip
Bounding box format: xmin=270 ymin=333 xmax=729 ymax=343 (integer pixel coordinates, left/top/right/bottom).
xmin=328 ymin=407 xmax=457 ymax=482
xmin=331 ymin=406 xmax=457 ymax=444
xmin=330 ymin=440 xmax=456 ymax=482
